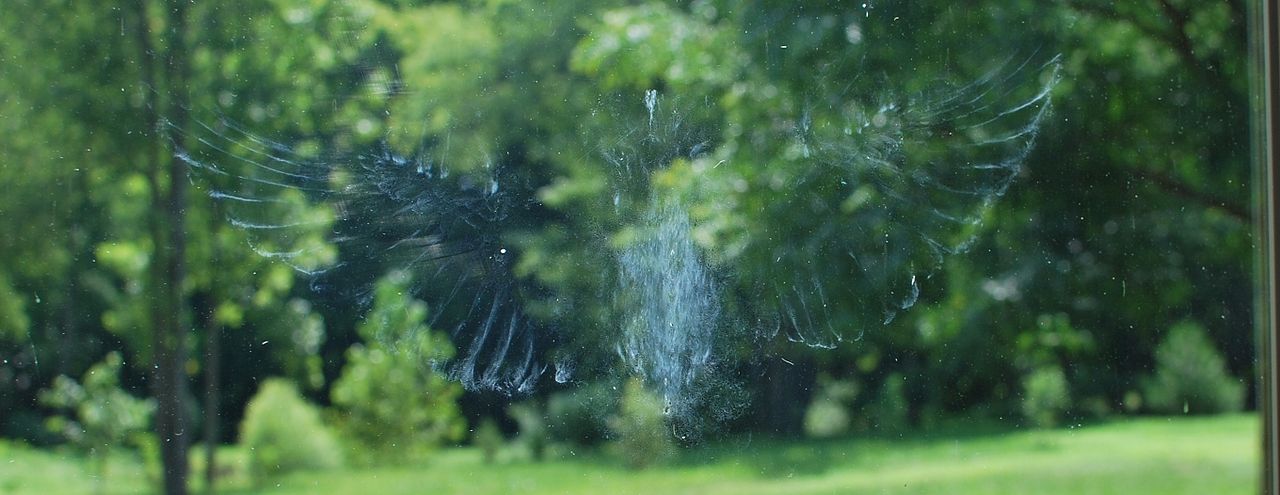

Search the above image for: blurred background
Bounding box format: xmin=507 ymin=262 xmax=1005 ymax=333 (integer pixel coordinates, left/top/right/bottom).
xmin=0 ymin=0 xmax=1262 ymax=494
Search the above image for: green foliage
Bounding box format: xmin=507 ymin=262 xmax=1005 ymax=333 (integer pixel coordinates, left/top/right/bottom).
xmin=1143 ymin=321 xmax=1244 ymax=414
xmin=273 ymin=298 xmax=329 ymax=390
xmin=803 ymin=400 xmax=850 ymax=439
xmin=330 ymin=271 xmax=465 ymax=462
xmin=803 ymin=377 xmax=859 ymax=438
xmin=608 ymin=378 xmax=673 ymax=469
xmin=38 ymin=353 xmax=149 ymax=437
xmin=0 ymin=0 xmax=1258 ymax=461
xmin=1021 ymin=365 xmax=1071 ymax=428
xmin=331 ymin=0 xmax=1255 ymax=435
xmin=508 ymin=402 xmax=549 ymax=461
xmin=1015 ymin=314 xmax=1095 ymax=370
xmin=0 ymin=272 xmax=30 ymax=342
xmin=546 ymin=382 xmax=619 ymax=448
xmin=570 ymin=3 xmax=742 ymax=91
xmin=473 ymin=418 xmax=504 ymax=465
xmin=868 ymin=373 xmax=910 ymax=433
xmin=239 ymin=378 xmax=343 ymax=481
xmin=37 ymin=351 xmax=154 ymax=489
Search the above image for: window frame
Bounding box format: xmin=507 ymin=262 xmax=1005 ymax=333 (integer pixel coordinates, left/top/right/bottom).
xmin=1255 ymin=0 xmax=1278 ymax=491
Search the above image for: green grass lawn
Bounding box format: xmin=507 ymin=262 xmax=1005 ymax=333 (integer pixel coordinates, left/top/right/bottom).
xmin=0 ymin=414 xmax=1259 ymax=495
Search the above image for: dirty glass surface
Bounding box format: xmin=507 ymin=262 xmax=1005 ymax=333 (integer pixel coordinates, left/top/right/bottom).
xmin=0 ymin=1 xmax=1264 ymax=494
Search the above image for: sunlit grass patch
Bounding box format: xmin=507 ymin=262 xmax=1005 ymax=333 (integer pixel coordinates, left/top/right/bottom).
xmin=0 ymin=414 xmax=1258 ymax=495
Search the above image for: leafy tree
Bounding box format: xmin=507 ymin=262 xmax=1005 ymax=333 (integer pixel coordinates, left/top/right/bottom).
xmin=0 ymin=0 xmax=1258 ymax=469
xmin=328 ymin=0 xmax=1255 ymax=431
xmin=330 ymin=271 xmax=465 ymax=462
xmin=1143 ymin=321 xmax=1245 ymax=414
xmin=0 ymin=0 xmax=149 ymax=439
xmin=0 ymin=1 xmax=377 ymax=491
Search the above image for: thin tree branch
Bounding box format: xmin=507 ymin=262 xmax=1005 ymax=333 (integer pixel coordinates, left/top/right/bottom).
xmin=1061 ymin=0 xmax=1235 ymax=90
xmin=1155 ymin=0 xmax=1200 ymax=64
xmin=1130 ymin=167 xmax=1251 ymax=222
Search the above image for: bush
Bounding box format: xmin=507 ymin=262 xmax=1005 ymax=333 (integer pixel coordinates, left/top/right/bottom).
xmin=239 ymin=379 xmax=343 ymax=481
xmin=546 ymin=382 xmax=618 ymax=447
xmin=803 ymin=377 xmax=858 ymax=438
xmin=1143 ymin=321 xmax=1244 ymax=414
xmin=509 ymin=402 xmax=548 ymax=461
xmin=609 ymin=378 xmax=672 ymax=469
xmin=330 ymin=272 xmax=465 ymax=463
xmin=472 ymin=418 xmax=504 ymax=464
xmin=38 ymin=352 xmax=154 ymax=491
xmin=803 ymin=400 xmax=849 ymax=438
xmin=1022 ymin=365 xmax=1071 ymax=428
xmin=868 ymin=373 xmax=909 ymax=432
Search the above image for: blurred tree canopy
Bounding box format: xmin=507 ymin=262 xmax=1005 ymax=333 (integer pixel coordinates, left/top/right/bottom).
xmin=0 ymin=0 xmax=1256 ymax=490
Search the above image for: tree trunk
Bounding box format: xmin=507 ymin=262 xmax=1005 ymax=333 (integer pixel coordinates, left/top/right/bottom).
xmin=161 ymin=0 xmax=192 ymax=490
xmin=202 ymin=314 xmax=220 ymax=493
xmin=137 ymin=1 xmax=191 ymax=493
xmin=203 ymin=205 xmax=223 ymax=494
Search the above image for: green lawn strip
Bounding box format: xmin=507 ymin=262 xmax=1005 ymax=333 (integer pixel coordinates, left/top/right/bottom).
xmin=0 ymin=440 xmax=151 ymax=494
xmin=0 ymin=415 xmax=1258 ymax=495
xmin=246 ymin=415 xmax=1257 ymax=495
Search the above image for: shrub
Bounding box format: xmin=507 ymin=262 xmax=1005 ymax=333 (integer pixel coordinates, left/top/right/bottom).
xmin=472 ymin=418 xmax=504 ymax=464
xmin=1022 ymin=365 xmax=1071 ymax=428
xmin=546 ymin=382 xmax=618 ymax=447
xmin=239 ymin=379 xmax=343 ymax=481
xmin=868 ymin=373 xmax=910 ymax=432
xmin=330 ymin=271 xmax=465 ymax=463
xmin=803 ymin=377 xmax=858 ymax=438
xmin=803 ymin=400 xmax=849 ymax=438
xmin=609 ymin=378 xmax=672 ymax=469
xmin=509 ymin=402 xmax=549 ymax=461
xmin=38 ymin=352 xmax=154 ymax=492
xmin=1143 ymin=321 xmax=1244 ymax=414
